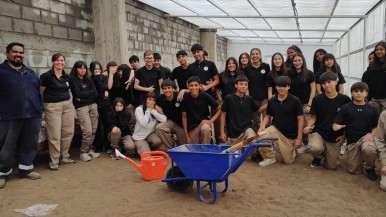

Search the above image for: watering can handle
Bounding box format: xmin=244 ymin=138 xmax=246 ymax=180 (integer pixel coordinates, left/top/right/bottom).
xmin=141 ymin=151 xmax=170 ymax=166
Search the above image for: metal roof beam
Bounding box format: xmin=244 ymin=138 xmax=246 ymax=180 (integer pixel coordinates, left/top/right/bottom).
xmin=164 ymin=15 xmax=367 ymax=18
xmin=218 ymin=28 xmax=348 ymax=32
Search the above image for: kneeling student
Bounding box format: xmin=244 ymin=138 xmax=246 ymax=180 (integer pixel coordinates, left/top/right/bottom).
xmin=375 ymin=110 xmax=386 ymax=190
xmin=220 ymin=75 xmax=259 ymax=144
xmin=333 ymin=82 xmax=379 ymax=181
xmin=304 ymin=72 xmax=351 ymax=169
xmin=258 ymin=76 xmax=304 ymax=166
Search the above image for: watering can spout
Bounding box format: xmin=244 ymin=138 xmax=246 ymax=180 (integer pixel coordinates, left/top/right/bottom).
xmin=115 ymin=149 xmax=170 ymax=181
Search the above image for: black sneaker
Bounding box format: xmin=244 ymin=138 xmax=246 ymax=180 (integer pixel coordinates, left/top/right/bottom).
xmin=366 ymin=169 xmax=379 ymax=181
xmin=251 ymin=152 xmax=263 ymax=163
xmin=311 ymin=158 xmax=321 ymax=168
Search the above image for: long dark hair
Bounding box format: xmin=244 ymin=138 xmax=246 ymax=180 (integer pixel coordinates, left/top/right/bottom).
xmin=51 ymin=53 xmax=65 ymax=69
xmin=372 ymin=41 xmax=386 ymax=70
xmin=313 ymin=49 xmax=327 ymax=73
xmin=142 ymin=92 xmax=157 ymax=114
xmin=70 ymin=61 xmax=89 ymax=81
xmin=221 ymin=57 xmax=241 ymax=85
xmin=270 ymin=52 xmax=288 ymax=80
xmin=290 ymin=53 xmax=308 ymax=82
xmin=90 ymin=61 xmax=103 ymax=76
xmin=319 ymin=53 xmax=340 ymax=74
xmin=238 ymin=52 xmax=250 ymax=69
xmin=112 ymin=97 xmax=126 ymax=116
xmin=285 ymin=45 xmax=302 ymax=67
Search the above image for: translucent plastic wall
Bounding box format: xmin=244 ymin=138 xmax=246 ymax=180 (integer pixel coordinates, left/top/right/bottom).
xmin=334 ymin=2 xmax=385 ymax=94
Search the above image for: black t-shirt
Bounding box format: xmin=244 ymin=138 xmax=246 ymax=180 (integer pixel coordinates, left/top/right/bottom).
xmin=135 ymin=66 xmax=163 ymax=104
xmin=217 ymin=72 xmax=244 ymax=99
xmin=181 ymin=92 xmax=219 ymax=131
xmin=266 ymin=94 xmax=303 ymax=139
xmin=158 ymin=65 xmax=171 ymax=80
xmin=222 ymin=94 xmax=259 ymax=138
xmin=310 ymin=93 xmax=351 ymax=142
xmin=187 ymin=60 xmax=219 ymax=95
xmin=69 ymin=76 xmax=98 ymax=109
xmin=289 ymin=69 xmax=315 ymax=104
xmin=157 ymin=92 xmax=182 ymax=127
xmin=266 ymin=71 xmax=288 ymax=96
xmin=40 ymin=69 xmax=71 ymax=103
xmin=244 ymin=63 xmax=270 ymax=101
xmin=170 ymin=66 xmax=189 ymax=90
xmin=315 ymin=71 xmax=346 ymax=93
xmin=364 ymin=64 xmax=386 ymax=99
xmin=334 ymin=103 xmax=379 ymax=144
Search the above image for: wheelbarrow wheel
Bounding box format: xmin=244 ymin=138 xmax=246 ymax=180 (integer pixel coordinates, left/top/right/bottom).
xmin=166 ymin=166 xmax=193 ymax=193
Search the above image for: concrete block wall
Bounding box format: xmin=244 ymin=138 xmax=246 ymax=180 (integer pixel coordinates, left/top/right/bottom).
xmin=0 ymin=0 xmax=94 ymax=76
xmin=216 ymin=35 xmax=228 ymax=72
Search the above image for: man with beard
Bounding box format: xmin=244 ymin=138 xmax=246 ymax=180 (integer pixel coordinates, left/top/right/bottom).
xmin=0 ymin=42 xmax=43 ymax=188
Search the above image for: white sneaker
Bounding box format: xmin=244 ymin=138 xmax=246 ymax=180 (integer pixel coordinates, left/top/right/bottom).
xmin=80 ymin=153 xmax=92 ymax=162
xmin=259 ymin=158 xmax=276 ymax=166
xmin=88 ymin=150 xmax=101 ymax=158
xmin=340 ymin=144 xmax=346 ymax=155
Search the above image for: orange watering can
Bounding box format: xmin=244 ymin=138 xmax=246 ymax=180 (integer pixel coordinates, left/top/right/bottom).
xmin=115 ymin=149 xmax=170 ymax=181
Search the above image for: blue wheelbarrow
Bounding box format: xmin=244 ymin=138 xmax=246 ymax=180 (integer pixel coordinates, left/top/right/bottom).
xmin=161 ymin=136 xmax=276 ymax=204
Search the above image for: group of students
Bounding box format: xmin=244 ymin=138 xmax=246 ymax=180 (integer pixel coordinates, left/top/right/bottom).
xmin=1 ymin=41 xmax=386 ymax=192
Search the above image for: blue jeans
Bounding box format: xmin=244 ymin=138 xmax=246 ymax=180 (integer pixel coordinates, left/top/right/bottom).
xmin=0 ymin=117 xmax=41 ymax=178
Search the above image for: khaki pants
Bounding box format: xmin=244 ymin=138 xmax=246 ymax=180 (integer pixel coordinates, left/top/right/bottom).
xmin=108 ymin=129 xmax=134 ymax=153
xmin=380 ymin=175 xmax=386 ymax=191
xmin=259 ymin=126 xmax=297 ymax=164
xmin=307 ymin=132 xmax=341 ymax=169
xmin=229 ymin=128 xmax=256 ymax=144
xmin=76 ymin=103 xmax=98 ymax=153
xmin=302 ymin=104 xmax=311 ymax=145
xmin=346 ymin=136 xmax=377 ymax=174
xmin=156 ymin=120 xmax=187 ymax=149
xmin=188 ymin=121 xmax=212 ymax=144
xmin=44 ymin=100 xmax=75 ymax=164
xmin=252 ymin=99 xmax=267 ymax=131
xmin=133 ymin=132 xmax=162 ymax=155
xmin=370 ymin=98 xmax=386 ymax=114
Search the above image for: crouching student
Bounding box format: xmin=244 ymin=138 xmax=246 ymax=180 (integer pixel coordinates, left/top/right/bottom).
xmin=258 ymin=76 xmax=304 ymax=166
xmin=181 ymin=76 xmax=221 ymax=144
xmin=333 ymin=82 xmax=379 ymax=181
xmin=304 ymin=72 xmax=351 ymax=168
xmin=109 ymin=98 xmax=135 ymax=160
xmin=376 ymin=110 xmax=386 ymax=190
xmin=155 ymin=79 xmax=187 ymax=149
xmin=220 ymin=75 xmax=259 ymax=144
xmin=132 ymin=93 xmax=166 ymax=155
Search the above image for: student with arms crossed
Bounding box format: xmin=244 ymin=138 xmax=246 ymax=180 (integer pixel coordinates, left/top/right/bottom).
xmin=220 ymin=75 xmax=259 ymax=144
xmin=303 ymin=72 xmax=351 ymax=168
xmin=258 ymin=76 xmax=304 ymax=166
xmin=333 ymin=82 xmax=379 ymax=181
xmin=181 ymin=76 xmax=221 ymax=144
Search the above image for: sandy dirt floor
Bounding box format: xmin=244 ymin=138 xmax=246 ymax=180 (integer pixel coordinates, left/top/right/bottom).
xmin=1 ymin=148 xmax=386 ymax=217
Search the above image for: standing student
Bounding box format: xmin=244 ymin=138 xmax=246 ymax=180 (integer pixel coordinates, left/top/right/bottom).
xmin=69 ymin=61 xmax=101 ymax=162
xmin=244 ymin=48 xmax=270 ymax=131
xmin=315 ymin=53 xmax=346 ymax=94
xmin=362 ymin=51 xmax=376 ymax=101
xmin=258 ymin=76 xmax=304 ymax=166
xmin=375 ymin=110 xmax=386 ymax=191
xmin=303 ymin=72 xmax=351 ymax=169
xmin=132 ymin=93 xmax=166 ymax=155
xmin=154 ymin=52 xmax=171 ymax=79
xmin=170 ymin=50 xmax=190 ymax=91
xmin=333 ymin=82 xmax=378 ymax=181
xmin=238 ymin=52 xmax=251 ymax=71
xmin=312 ymin=49 xmax=327 ymax=74
xmin=40 ymin=53 xmax=76 ymax=171
xmin=285 ymin=45 xmax=302 ymax=69
xmin=181 ymin=76 xmax=221 ymax=144
xmin=156 ymin=79 xmax=187 ymax=149
xmin=361 ymin=42 xmax=386 ymax=114
xmin=216 ymin=57 xmax=243 ymax=102
xmin=134 ymin=50 xmax=163 ymax=105
xmin=220 ymin=75 xmax=259 ymax=144
xmin=0 ymin=42 xmax=43 ymax=188
xmin=266 ymin=52 xmax=288 ymax=99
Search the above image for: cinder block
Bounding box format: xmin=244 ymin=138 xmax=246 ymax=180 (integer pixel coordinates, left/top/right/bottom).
xmin=41 ymin=11 xmax=58 ymax=24
xmin=65 ymin=4 xmax=81 ymax=17
xmin=58 ymin=14 xmax=75 ymax=28
xmin=34 ymin=23 xmax=52 ymax=36
xmin=31 ymin=0 xmax=49 ymax=10
xmin=13 ymin=0 xmax=32 ymax=6
xmin=72 ymin=0 xmax=86 ymax=7
xmin=68 ymin=28 xmax=82 ymax=40
xmin=74 ymin=18 xmax=90 ymax=30
xmin=27 ymin=54 xmax=48 ymax=68
xmin=52 ymin=26 xmax=68 ymax=39
xmin=13 ymin=19 xmax=34 ymax=34
xmin=49 ymin=1 xmax=65 ymax=14
xmin=0 ymin=16 xmax=13 ymax=31
xmin=82 ymin=31 xmax=94 ymax=42
xmin=22 ymin=6 xmax=41 ymax=21
xmin=0 ymin=1 xmax=21 ymax=18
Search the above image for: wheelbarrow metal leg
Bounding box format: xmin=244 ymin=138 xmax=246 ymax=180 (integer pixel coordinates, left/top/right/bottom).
xmin=197 ymin=181 xmax=217 ymax=204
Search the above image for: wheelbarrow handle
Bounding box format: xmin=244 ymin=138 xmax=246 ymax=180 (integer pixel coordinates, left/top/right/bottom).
xmin=256 ymin=137 xmax=279 ymax=142
xmin=220 ymin=132 xmax=267 ymax=154
xmin=142 ymin=151 xmax=171 ymax=166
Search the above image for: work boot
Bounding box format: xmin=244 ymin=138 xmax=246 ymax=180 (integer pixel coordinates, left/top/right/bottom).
xmin=20 ymin=171 xmax=41 ymax=180
xmin=366 ymin=169 xmax=379 ymax=181
xmin=311 ymin=158 xmax=322 ymax=168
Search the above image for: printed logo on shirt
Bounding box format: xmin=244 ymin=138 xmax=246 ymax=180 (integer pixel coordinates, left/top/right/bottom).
xmin=261 ymin=69 xmax=266 ymax=74
xmin=204 ymin=66 xmax=208 ymax=71
xmin=82 ymin=84 xmax=88 ymax=88
xmin=175 ymin=102 xmax=180 ymax=107
xmin=66 ymin=82 xmax=69 ymax=86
